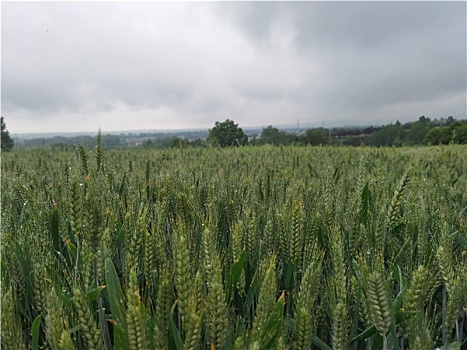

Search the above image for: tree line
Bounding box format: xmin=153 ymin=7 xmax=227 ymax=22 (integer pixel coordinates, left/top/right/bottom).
xmin=2 ymin=115 xmax=466 ymax=152
xmin=206 ymin=116 xmax=467 ymax=148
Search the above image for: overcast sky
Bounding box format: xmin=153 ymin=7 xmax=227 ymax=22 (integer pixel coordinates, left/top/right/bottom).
xmin=2 ymin=1 xmax=466 ymax=134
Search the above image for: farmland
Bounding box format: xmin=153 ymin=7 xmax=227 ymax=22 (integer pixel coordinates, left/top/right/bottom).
xmin=1 ymin=144 xmax=466 ymax=349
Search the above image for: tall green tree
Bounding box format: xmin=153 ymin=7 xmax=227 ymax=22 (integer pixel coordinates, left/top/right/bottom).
xmin=299 ymin=128 xmax=328 ymax=146
xmin=208 ymin=119 xmax=248 ymax=147
xmin=1 ymin=116 xmax=14 ymax=151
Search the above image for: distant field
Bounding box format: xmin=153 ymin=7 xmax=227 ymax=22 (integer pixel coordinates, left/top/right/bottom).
xmin=1 ymin=145 xmax=466 ymax=349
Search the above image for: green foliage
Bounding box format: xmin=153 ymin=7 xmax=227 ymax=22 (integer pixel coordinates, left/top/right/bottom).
xmin=424 ymin=122 xmax=467 ymax=145
xmin=341 ymin=116 xmax=466 ymax=147
xmin=402 ymin=116 xmax=433 ymax=145
xmin=258 ymin=126 xmax=297 ymax=145
xmin=1 ymin=144 xmax=467 ymax=349
xmin=366 ymin=121 xmax=405 ymax=147
xmin=208 ymin=119 xmax=248 ymax=147
xmin=1 ymin=116 xmax=14 ymax=151
xmin=424 ymin=127 xmax=452 ymax=145
xmin=300 ymin=128 xmax=329 ymax=145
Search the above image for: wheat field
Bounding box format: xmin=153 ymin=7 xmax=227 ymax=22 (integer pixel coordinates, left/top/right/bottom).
xmin=1 ymin=143 xmax=466 ymax=349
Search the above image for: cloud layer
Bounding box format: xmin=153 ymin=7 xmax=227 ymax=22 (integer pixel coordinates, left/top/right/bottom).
xmin=2 ymin=2 xmax=466 ymax=133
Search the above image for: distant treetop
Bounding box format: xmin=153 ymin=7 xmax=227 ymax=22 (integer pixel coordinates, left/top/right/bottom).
xmin=1 ymin=116 xmax=14 ymax=151
xmin=208 ymin=119 xmax=248 ymax=147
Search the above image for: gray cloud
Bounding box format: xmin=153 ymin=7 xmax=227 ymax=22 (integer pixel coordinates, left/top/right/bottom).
xmin=2 ymin=1 xmax=465 ymax=133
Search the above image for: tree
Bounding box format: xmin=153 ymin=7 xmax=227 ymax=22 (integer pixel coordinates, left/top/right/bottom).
xmin=403 ymin=117 xmax=432 ymax=145
xmin=208 ymin=119 xmax=248 ymax=147
xmin=418 ymin=115 xmax=430 ymax=124
xmin=299 ymin=128 xmax=328 ymax=146
xmin=367 ymin=122 xmax=404 ymax=147
xmin=452 ymin=124 xmax=467 ymax=144
xmin=446 ymin=116 xmax=455 ymax=126
xmin=423 ymin=122 xmax=467 ymax=145
xmin=1 ymin=116 xmax=14 ymax=151
xmin=423 ymin=127 xmax=443 ymax=145
xmin=170 ymin=136 xmax=188 ymax=148
xmin=258 ymin=126 xmax=296 ymax=145
xmin=258 ymin=126 xmax=282 ymax=145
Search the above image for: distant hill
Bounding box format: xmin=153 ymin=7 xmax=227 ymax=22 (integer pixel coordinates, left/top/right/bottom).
xmin=12 ymin=119 xmax=390 ymax=141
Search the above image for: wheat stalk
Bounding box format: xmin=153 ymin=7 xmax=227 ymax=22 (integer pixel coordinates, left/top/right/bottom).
xmin=72 ymin=287 xmax=103 ymax=350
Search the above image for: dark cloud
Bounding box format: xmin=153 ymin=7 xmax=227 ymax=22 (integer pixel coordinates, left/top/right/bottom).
xmin=2 ymin=1 xmax=465 ymax=133
xmin=217 ymin=2 xmax=466 ymax=110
